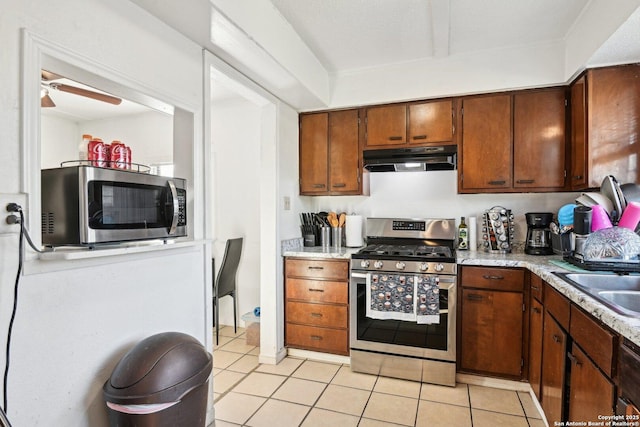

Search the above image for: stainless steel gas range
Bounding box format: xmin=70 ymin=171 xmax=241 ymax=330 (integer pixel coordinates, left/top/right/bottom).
xmin=349 ymin=218 xmax=457 ymax=386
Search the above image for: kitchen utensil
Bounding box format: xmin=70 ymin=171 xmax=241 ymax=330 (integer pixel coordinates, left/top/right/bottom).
xmin=583 ymin=227 xmax=640 ymax=261
xmin=577 ymin=192 xmax=614 ymax=217
xmin=620 ymin=183 xmax=640 ymax=203
xmin=557 ymin=204 xmax=577 ymax=228
xmin=618 ymin=201 xmax=640 ymax=231
xmin=601 ymin=175 xmax=626 ymax=222
xmin=332 ymin=227 xmax=343 ymax=249
xmin=573 ymin=206 xmax=593 ymax=235
xmin=591 ymin=204 xmax=613 ymax=231
xmin=338 ymin=213 xmax=346 ymax=227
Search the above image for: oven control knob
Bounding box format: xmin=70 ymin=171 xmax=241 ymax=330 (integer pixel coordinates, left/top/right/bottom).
xmin=395 ymin=262 xmax=406 ymax=270
xmin=419 ymin=263 xmax=429 ymax=271
xmin=434 ymin=263 xmax=445 ymax=272
xmin=360 ymin=260 xmax=370 ymax=268
xmin=374 ymin=260 xmax=384 ymax=269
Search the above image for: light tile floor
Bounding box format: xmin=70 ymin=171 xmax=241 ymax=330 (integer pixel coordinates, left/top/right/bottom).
xmin=212 ymin=326 xmax=546 ymax=427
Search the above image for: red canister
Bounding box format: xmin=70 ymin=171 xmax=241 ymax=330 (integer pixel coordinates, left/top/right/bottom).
xmin=124 ymin=145 xmax=132 ymax=170
xmin=110 ymin=141 xmax=127 ymax=169
xmin=87 ymin=138 xmax=107 ymax=167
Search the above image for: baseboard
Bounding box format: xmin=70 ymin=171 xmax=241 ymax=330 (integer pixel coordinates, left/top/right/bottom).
xmin=287 ymin=348 xmax=350 ymax=365
xmin=456 ymin=372 xmax=531 ymax=392
xmin=258 ymin=347 xmax=287 ymax=365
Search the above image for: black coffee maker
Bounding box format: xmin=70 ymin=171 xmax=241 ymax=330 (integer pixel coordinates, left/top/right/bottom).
xmin=525 ymin=212 xmax=554 ymax=255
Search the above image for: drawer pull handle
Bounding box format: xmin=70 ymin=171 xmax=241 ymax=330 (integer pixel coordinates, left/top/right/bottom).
xmin=531 ymin=285 xmax=540 ymax=291
xmin=552 ymin=334 xmax=562 ymax=344
xmin=388 ymin=136 xmax=403 ymax=141
xmin=412 ymin=135 xmax=427 ymax=140
xmin=466 ymin=293 xmax=484 ymax=301
xmin=532 ymin=307 xmax=541 ymax=314
xmin=308 ymin=266 xmax=325 ymax=270
xmin=312 ymin=183 xmax=326 ymax=188
xmin=488 ymin=180 xmax=506 ymax=186
xmin=310 ymin=312 xmax=323 ymax=318
xmin=332 ymin=183 xmax=346 ymax=188
xmin=567 ymin=352 xmax=582 ymax=366
xmin=482 ymin=275 xmax=504 ymax=280
xmin=517 ymin=179 xmax=535 ymax=184
xmin=308 ymin=288 xmax=325 ymax=293
xmin=310 ymin=335 xmax=323 ymax=341
xmin=573 ymin=175 xmax=583 ymax=180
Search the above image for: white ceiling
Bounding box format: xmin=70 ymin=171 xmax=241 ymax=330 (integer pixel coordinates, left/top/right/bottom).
xmin=269 ymin=0 xmax=592 ymax=73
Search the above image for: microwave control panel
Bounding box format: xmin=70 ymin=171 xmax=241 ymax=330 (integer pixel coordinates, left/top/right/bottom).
xmin=177 ymin=188 xmax=187 ymax=226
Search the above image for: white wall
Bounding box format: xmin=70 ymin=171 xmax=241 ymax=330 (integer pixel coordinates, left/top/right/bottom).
xmin=40 ymin=114 xmax=79 ymax=169
xmin=0 ymin=1 xmax=208 ymax=425
xmin=79 ymin=111 xmax=173 ymax=166
xmin=310 ymin=171 xmax=580 ymax=245
xmin=211 ymin=96 xmax=261 ymax=327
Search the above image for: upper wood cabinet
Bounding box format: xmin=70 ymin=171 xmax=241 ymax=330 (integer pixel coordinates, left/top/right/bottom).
xmin=365 ymin=99 xmax=454 ymax=147
xmin=459 ymin=94 xmax=512 ymax=192
xmin=299 ymin=109 xmax=364 ymax=196
xmin=570 ymin=75 xmax=588 ymax=189
xmin=587 ymin=64 xmax=640 ymax=187
xmin=514 ymin=88 xmax=567 ymax=190
xmin=459 ymin=88 xmax=567 ymax=193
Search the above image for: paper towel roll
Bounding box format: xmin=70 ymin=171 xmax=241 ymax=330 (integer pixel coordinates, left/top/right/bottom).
xmin=469 ymin=216 xmax=477 ymax=251
xmin=345 ymin=215 xmax=364 ymax=247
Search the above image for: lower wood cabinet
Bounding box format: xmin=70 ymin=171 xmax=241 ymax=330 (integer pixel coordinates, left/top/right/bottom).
xmin=528 ymin=298 xmax=543 ymax=400
xmin=284 ymin=258 xmax=349 ymax=355
xmin=458 ymin=266 xmax=525 ymax=379
xmin=541 ymin=310 xmax=567 ymax=424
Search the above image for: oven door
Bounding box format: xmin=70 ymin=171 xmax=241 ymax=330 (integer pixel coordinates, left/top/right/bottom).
xmin=349 ymin=271 xmax=456 ymax=362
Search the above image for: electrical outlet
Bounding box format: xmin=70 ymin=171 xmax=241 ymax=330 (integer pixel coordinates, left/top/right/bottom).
xmin=0 ymin=193 xmax=28 ymax=235
xmin=284 ymin=196 xmax=291 ymax=211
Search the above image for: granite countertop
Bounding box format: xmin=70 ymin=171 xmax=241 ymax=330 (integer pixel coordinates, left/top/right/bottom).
xmin=282 ymin=244 xmax=640 ymax=347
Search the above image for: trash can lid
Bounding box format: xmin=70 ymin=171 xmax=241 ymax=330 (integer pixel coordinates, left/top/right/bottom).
xmin=103 ymin=332 xmax=212 ymax=404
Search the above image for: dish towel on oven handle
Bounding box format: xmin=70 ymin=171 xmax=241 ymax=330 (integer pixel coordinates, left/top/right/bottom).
xmin=365 ymin=273 xmax=440 ymax=323
xmin=416 ymin=275 xmax=440 ymax=324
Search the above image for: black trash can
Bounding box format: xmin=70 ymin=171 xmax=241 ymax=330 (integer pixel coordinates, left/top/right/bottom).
xmin=103 ymin=332 xmax=212 ymax=427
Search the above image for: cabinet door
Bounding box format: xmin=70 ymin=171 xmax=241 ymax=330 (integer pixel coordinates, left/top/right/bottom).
xmin=460 ymin=95 xmax=512 ymax=191
xmin=570 ymin=76 xmax=588 ymax=190
xmin=567 ymin=343 xmax=615 ymax=422
xmin=588 ymin=65 xmax=640 ymax=187
xmin=365 ymin=104 xmax=406 ymax=146
xmin=329 ymin=109 xmax=360 ymax=193
xmin=299 ymin=113 xmax=328 ymax=194
xmin=514 ymin=88 xmax=566 ymax=190
xmin=529 ymin=298 xmax=543 ymax=401
xmin=408 ymin=100 xmax=453 ymax=144
xmin=541 ymin=312 xmax=567 ymax=425
xmin=460 ymin=289 xmax=523 ymax=378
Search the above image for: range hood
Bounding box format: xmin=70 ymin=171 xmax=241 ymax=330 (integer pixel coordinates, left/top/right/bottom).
xmin=363 ymin=145 xmax=457 ymax=172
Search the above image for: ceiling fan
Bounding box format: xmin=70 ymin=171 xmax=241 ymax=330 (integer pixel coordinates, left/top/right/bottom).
xmin=41 ymin=70 xmax=122 ymax=107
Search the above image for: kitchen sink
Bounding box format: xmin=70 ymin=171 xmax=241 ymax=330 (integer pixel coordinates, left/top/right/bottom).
xmin=554 ymin=272 xmax=640 ymax=317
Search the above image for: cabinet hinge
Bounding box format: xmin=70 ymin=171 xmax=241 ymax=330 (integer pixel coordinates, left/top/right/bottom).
xmin=523 ymin=303 xmax=526 ymax=312
xmin=564 ymin=170 xmax=567 ymax=178
xmin=565 ymin=98 xmax=568 ymax=107
xmin=460 ymin=107 xmax=463 ymax=116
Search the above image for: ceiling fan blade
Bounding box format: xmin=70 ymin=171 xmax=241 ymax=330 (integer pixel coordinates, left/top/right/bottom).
xmin=41 ymin=70 xmax=63 ymax=81
xmin=50 ymin=83 xmax=122 ymax=105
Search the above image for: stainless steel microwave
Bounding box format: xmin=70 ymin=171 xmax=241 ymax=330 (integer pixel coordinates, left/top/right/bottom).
xmin=41 ymin=166 xmax=187 ymax=247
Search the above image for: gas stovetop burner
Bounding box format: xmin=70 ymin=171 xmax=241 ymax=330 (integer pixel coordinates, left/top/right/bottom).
xmin=359 ymin=244 xmax=452 ymax=259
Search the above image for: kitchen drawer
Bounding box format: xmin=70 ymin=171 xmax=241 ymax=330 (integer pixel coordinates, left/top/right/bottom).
xmin=530 ymin=273 xmax=544 ymax=302
xmin=461 ymin=266 xmax=524 ymax=292
xmin=285 ymin=258 xmax=349 ymax=280
xmin=285 ymin=323 xmax=348 ymax=355
xmin=286 ymin=278 xmax=348 ymax=304
xmin=286 ymin=301 xmax=348 ymax=328
xmin=570 ymin=305 xmax=617 ymax=377
xmin=544 ymin=283 xmax=570 ymax=330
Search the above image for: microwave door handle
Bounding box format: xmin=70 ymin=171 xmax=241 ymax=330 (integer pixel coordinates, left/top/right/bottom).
xmin=167 ymin=180 xmax=179 ymax=235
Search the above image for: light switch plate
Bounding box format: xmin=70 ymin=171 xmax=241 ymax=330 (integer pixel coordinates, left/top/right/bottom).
xmin=284 ymin=196 xmax=291 ymax=211
xmin=0 ymin=193 xmax=28 ymax=235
